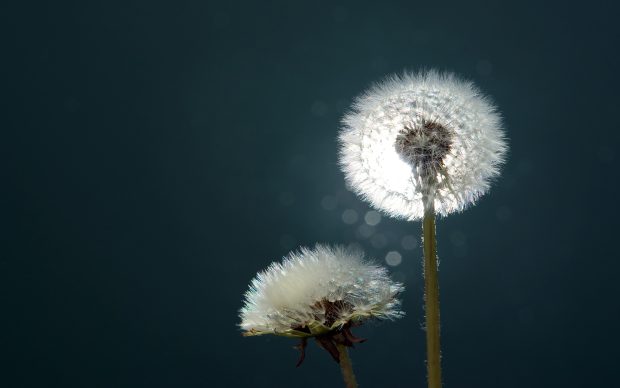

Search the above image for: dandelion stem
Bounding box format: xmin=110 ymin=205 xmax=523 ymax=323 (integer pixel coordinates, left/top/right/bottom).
xmin=423 ymin=201 xmax=442 ymax=388
xmin=336 ymin=344 xmax=358 ymax=388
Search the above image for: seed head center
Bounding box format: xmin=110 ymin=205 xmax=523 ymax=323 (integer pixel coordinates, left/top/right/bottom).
xmin=395 ymin=120 xmax=452 ymax=173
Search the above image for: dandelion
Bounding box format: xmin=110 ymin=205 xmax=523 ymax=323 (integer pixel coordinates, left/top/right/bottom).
xmin=338 ymin=70 xmax=507 ymax=388
xmin=339 ymin=70 xmax=506 ymax=220
xmin=240 ymin=244 xmax=404 ymax=388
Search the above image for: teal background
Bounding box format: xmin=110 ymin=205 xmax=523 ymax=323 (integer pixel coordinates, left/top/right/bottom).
xmin=3 ymin=1 xmax=619 ymax=387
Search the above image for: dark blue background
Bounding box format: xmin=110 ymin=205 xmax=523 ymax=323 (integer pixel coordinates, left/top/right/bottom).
xmin=3 ymin=1 xmax=619 ymax=387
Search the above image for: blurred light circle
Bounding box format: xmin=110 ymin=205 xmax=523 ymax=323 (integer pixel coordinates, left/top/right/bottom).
xmin=364 ymin=210 xmax=382 ymax=226
xmin=401 ymin=235 xmax=417 ymax=250
xmin=357 ymin=224 xmax=375 ymax=239
xmin=385 ymin=251 xmax=402 ymax=266
xmin=342 ymin=209 xmax=359 ymax=224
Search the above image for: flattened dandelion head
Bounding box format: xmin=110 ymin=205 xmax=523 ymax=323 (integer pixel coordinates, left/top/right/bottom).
xmin=339 ymin=70 xmax=508 ymax=220
xmin=239 ymin=244 xmax=403 ymax=364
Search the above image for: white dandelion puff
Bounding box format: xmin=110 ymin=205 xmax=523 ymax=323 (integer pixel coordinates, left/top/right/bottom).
xmin=338 ymin=70 xmax=508 ymax=220
xmin=239 ymin=244 xmax=404 ymax=339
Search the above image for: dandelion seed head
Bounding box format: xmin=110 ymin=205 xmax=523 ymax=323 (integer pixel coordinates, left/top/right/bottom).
xmin=239 ymin=244 xmax=404 ymax=338
xmin=338 ymin=70 xmax=508 ymax=220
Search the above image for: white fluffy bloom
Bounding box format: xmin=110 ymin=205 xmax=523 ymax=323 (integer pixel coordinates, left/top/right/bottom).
xmin=339 ymin=70 xmax=507 ymax=220
xmin=239 ymin=245 xmax=403 ymax=338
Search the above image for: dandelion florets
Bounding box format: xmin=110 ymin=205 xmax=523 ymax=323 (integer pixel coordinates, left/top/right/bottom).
xmin=339 ymin=70 xmax=508 ymax=220
xmin=239 ymin=245 xmax=404 ymax=338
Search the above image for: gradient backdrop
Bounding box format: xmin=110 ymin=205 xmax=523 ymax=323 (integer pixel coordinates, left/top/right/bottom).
xmin=4 ymin=1 xmax=620 ymax=387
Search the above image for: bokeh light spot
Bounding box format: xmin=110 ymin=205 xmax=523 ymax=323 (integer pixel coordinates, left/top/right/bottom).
xmin=370 ymin=233 xmax=388 ymax=249
xmin=364 ymin=210 xmax=382 ymax=226
xmin=385 ymin=251 xmax=402 ymax=266
xmin=401 ymin=235 xmax=418 ymax=250
xmin=342 ymin=209 xmax=359 ymax=224
xmin=357 ymin=224 xmax=375 ymax=239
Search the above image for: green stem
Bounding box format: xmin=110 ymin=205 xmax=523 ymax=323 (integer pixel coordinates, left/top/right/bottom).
xmin=423 ymin=202 xmax=442 ymax=388
xmin=336 ymin=344 xmax=358 ymax=388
